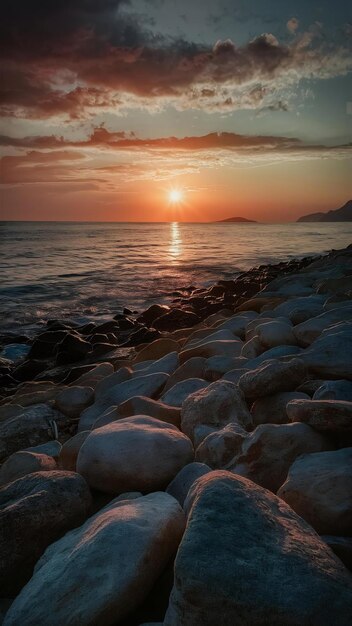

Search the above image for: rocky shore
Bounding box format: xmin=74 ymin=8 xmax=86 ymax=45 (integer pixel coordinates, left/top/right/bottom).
xmin=1 ymin=245 xmax=352 ymax=624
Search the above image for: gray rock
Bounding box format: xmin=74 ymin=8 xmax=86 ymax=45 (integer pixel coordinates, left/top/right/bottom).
xmin=195 ymin=423 xmax=247 ymax=469
xmin=4 ymin=492 xmax=185 ymax=626
xmin=302 ymin=329 xmax=352 ymax=380
xmin=77 ymin=415 xmax=194 ymax=494
xmin=55 ymin=386 xmax=94 ymax=418
xmin=314 ymin=380 xmax=352 ymax=401
xmin=132 ymin=351 xmax=179 ymax=378
xmin=164 ymin=471 xmax=352 ymax=626
xmin=0 ymin=450 xmax=57 ymax=486
xmin=287 ymin=399 xmax=352 ymax=433
xmin=251 ymin=391 xmax=310 ymax=426
xmin=160 ymin=378 xmax=208 ymax=408
xmin=181 ymin=380 xmax=252 ymax=442
xmin=0 ymin=470 xmax=91 ymax=595
xmin=238 ymin=358 xmax=306 ymax=399
xmin=162 ymin=357 xmax=206 ymax=392
xmin=278 ymin=448 xmax=352 ymax=535
xmin=294 ymin=306 xmax=352 ymax=347
xmin=25 ymin=440 xmax=62 ymax=458
xmin=166 ymin=462 xmax=211 ymax=506
xmin=230 ymin=422 xmax=331 ymax=492
xmin=0 ymin=404 xmax=66 ymax=462
xmin=321 ymin=536 xmax=352 ymax=571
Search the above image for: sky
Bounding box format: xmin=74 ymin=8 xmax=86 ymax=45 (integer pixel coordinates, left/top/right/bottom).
xmin=0 ymin=0 xmax=351 ymax=222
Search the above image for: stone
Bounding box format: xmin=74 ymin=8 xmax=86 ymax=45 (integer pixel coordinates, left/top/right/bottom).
xmin=256 ymin=319 xmax=297 ymax=349
xmin=251 ymin=391 xmax=310 ymax=426
xmin=132 ymin=351 xmax=179 ymax=378
xmin=244 ymin=344 xmax=302 ymax=369
xmin=231 ymin=422 xmax=331 ymax=492
xmin=164 ymin=471 xmax=352 ymax=626
xmin=1 ymin=343 xmax=31 ymax=362
xmin=73 ymin=362 xmax=114 ymax=388
xmin=222 ymin=368 xmax=250 ymax=385
xmin=160 ymin=378 xmax=208 ymax=408
xmin=0 ymin=404 xmax=66 ymax=462
xmin=163 ymin=357 xmax=206 ymax=392
xmin=100 ymin=396 xmax=181 ymax=428
xmin=94 ymin=366 xmax=131 ymax=398
xmin=294 ymin=306 xmax=352 ymax=347
xmin=55 ymin=386 xmax=94 ymax=418
xmin=0 ymin=451 xmax=57 ymax=486
xmin=133 ymin=339 xmax=180 ymax=363
xmin=278 ymin=448 xmax=352 ymax=535
xmin=321 ymin=536 xmax=352 ymax=571
xmin=179 ymin=339 xmax=243 ymax=365
xmin=184 ymin=329 xmax=237 ymax=350
xmin=314 ymin=380 xmax=352 ymax=401
xmin=77 ymin=416 xmax=194 ymax=494
xmin=303 ymin=329 xmax=352 ymax=381
xmin=58 ymin=431 xmax=90 ymax=471
xmin=78 ymin=372 xmax=169 ymax=431
xmin=137 ymin=304 xmax=170 ymax=326
xmin=286 ymin=399 xmax=352 ymax=433
xmin=203 ymin=356 xmax=243 ymax=380
xmin=195 ymin=423 xmax=247 ymax=469
xmin=240 ymin=335 xmax=262 ymax=359
xmin=25 ymin=440 xmax=62 ymax=458
xmin=0 ymin=404 xmax=24 ymax=422
xmin=56 ymin=333 xmax=92 ymax=364
xmin=239 ymin=358 xmax=306 ymax=399
xmin=4 ymin=493 xmax=185 ymax=626
xmin=0 ymin=471 xmax=91 ymax=595
xmin=166 ymin=462 xmax=211 ymax=507
xmin=211 ymin=312 xmax=258 ymax=339
xmin=153 ymin=309 xmax=200 ymax=331
xmin=181 ymin=380 xmax=252 ymax=442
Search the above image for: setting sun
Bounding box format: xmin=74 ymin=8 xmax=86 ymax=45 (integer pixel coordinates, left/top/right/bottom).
xmin=169 ymin=189 xmax=183 ymax=204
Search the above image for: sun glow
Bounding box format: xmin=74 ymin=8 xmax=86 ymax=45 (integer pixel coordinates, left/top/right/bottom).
xmin=168 ymin=189 xmax=183 ymax=204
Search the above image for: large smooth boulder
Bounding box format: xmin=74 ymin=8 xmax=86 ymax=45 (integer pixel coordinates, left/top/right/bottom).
xmin=238 ymin=358 xmax=306 ymax=399
xmin=132 ymin=352 xmax=179 ymax=378
xmin=314 ymin=380 xmax=352 ymax=401
xmin=78 ymin=373 xmax=169 ymax=431
xmin=303 ymin=329 xmax=352 ymax=380
xmin=58 ymin=431 xmax=90 ymax=471
xmin=278 ymin=448 xmax=352 ymax=535
xmin=164 ymin=471 xmax=352 ymax=626
xmin=230 ymin=422 xmax=331 ymax=492
xmin=256 ymin=320 xmax=297 ymax=349
xmin=195 ymin=423 xmax=247 ymax=469
xmin=179 ymin=340 xmax=243 ymax=365
xmin=96 ymin=396 xmax=181 ymax=428
xmin=160 ymin=378 xmax=208 ymax=408
xmin=77 ymin=416 xmax=194 ymax=494
xmin=287 ymin=399 xmax=352 ymax=433
xmin=0 ymin=404 xmax=66 ymax=462
xmin=0 ymin=451 xmax=57 ymax=486
xmin=4 ymin=493 xmax=185 ymax=626
xmin=251 ymin=391 xmax=310 ymax=426
xmin=163 ymin=357 xmax=206 ymax=392
xmin=55 ymin=386 xmax=94 ymax=418
xmin=0 ymin=471 xmax=91 ymax=595
xmin=294 ymin=307 xmax=352 ymax=347
xmin=181 ymin=380 xmax=252 ymax=442
xmin=73 ymin=362 xmax=114 ymax=389
xmin=166 ymin=462 xmax=211 ymax=507
xmin=94 ymin=366 xmax=131 ymax=399
xmin=133 ymin=339 xmax=180 ymax=363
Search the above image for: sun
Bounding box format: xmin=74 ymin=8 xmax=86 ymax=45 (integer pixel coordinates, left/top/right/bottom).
xmin=169 ymin=189 xmax=183 ymax=204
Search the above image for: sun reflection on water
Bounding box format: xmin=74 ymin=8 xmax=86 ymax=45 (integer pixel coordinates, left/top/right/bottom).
xmin=169 ymin=222 xmax=182 ymax=262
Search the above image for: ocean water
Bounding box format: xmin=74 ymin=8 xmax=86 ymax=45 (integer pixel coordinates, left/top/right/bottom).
xmin=1 ymin=221 xmax=351 ymax=334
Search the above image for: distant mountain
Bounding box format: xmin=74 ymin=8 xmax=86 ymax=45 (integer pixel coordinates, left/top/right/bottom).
xmin=217 ymin=216 xmax=257 ymax=223
xmin=297 ymin=200 xmax=352 ymax=222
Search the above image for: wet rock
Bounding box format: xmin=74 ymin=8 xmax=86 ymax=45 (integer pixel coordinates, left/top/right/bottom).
xmin=0 ymin=451 xmax=57 ymax=486
xmin=4 ymin=493 xmax=184 ymax=626
xmin=251 ymin=391 xmax=310 ymax=426
xmin=55 ymin=385 xmax=94 ymax=418
xmin=164 ymin=471 xmax=352 ymax=626
xmin=166 ymin=462 xmax=211 ymax=507
xmin=0 ymin=470 xmax=91 ymax=595
xmin=314 ymin=380 xmax=352 ymax=401
xmin=160 ymin=378 xmax=208 ymax=408
xmin=77 ymin=416 xmax=194 ymax=494
xmin=153 ymin=309 xmax=200 ymax=331
xmin=1 ymin=344 xmax=31 ymax=362
xmin=231 ymin=422 xmax=331 ymax=492
xmin=287 ymin=399 xmax=352 ymax=433
xmin=196 ymin=423 xmax=247 ymax=469
xmin=278 ymin=448 xmax=352 ymax=535
xmin=137 ymin=304 xmax=170 ymax=326
xmin=56 ymin=333 xmax=92 ymax=364
xmin=181 ymin=380 xmax=252 ymax=442
xmin=12 ymin=359 xmax=48 ymax=382
xmin=0 ymin=404 xmax=66 ymax=462
xmin=28 ymin=331 xmax=68 ymax=359
xmin=239 ymin=358 xmax=306 ymax=399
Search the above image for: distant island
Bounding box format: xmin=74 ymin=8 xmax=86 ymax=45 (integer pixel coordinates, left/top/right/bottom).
xmin=297 ymin=200 xmax=352 ymax=222
xmin=217 ymin=217 xmax=257 ymax=223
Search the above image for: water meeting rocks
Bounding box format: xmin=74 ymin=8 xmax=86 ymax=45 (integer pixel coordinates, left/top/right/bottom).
xmin=0 ymin=470 xmax=91 ymax=595
xmin=278 ymin=448 xmax=352 ymax=535
xmin=77 ymin=415 xmax=194 ymax=493
xmin=164 ymin=471 xmax=352 ymax=626
xmin=4 ymin=493 xmax=185 ymax=626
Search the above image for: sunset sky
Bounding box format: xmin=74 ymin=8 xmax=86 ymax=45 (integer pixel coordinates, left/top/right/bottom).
xmin=1 ymin=0 xmax=351 ymax=221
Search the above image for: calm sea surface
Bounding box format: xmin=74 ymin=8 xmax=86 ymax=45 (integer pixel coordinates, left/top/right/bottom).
xmin=1 ymin=221 xmax=351 ymax=333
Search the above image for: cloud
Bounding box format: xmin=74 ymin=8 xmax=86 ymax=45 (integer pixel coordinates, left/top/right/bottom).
xmin=287 ymin=18 xmax=299 ymax=34
xmin=0 ymin=1 xmax=351 ymax=118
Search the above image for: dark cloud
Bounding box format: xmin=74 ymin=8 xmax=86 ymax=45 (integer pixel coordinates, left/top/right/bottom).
xmin=0 ymin=0 xmax=351 ymax=118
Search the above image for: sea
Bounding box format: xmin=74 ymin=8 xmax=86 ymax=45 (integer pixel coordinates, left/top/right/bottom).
xmin=1 ymin=221 xmax=351 ymax=334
